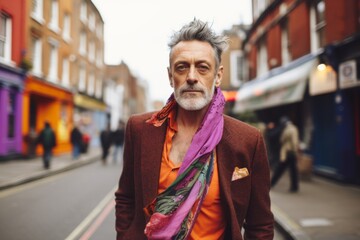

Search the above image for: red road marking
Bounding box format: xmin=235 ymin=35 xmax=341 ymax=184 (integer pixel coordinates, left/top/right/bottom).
xmin=79 ymin=199 xmax=115 ymax=240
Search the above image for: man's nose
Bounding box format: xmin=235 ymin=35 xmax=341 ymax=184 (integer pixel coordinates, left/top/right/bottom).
xmin=186 ymin=66 xmax=198 ymax=85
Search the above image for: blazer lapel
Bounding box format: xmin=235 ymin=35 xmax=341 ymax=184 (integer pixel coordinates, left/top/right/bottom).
xmin=141 ymin=122 xmax=167 ymax=208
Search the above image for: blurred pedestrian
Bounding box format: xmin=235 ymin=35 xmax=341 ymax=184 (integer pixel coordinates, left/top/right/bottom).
xmin=264 ymin=120 xmax=285 ymax=169
xmin=115 ymin=19 xmax=274 ymax=239
xmin=271 ymin=116 xmax=300 ymax=192
xmin=81 ymin=133 xmax=90 ymax=153
xmin=112 ymin=120 xmax=125 ymax=164
xmin=70 ymin=125 xmax=83 ymax=160
xmin=37 ymin=121 xmax=56 ymax=169
xmin=100 ymin=124 xmax=112 ymax=164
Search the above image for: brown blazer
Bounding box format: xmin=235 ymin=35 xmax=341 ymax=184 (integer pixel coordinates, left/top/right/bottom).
xmin=115 ymin=112 xmax=274 ymax=240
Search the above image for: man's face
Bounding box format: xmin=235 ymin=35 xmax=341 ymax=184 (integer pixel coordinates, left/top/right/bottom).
xmin=168 ymin=40 xmax=223 ymax=111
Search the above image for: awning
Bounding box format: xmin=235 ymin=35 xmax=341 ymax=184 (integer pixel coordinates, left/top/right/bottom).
xmin=233 ymin=55 xmax=318 ymax=113
xmin=74 ymin=94 xmax=108 ymax=111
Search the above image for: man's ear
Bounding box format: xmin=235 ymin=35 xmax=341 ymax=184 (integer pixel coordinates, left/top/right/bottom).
xmin=215 ymin=66 xmax=223 ymax=87
xmin=167 ymin=67 xmax=174 ymax=88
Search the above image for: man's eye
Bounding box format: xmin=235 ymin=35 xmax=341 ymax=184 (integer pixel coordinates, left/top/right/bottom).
xmin=198 ymin=65 xmax=209 ymax=72
xmin=176 ymin=65 xmax=187 ymax=71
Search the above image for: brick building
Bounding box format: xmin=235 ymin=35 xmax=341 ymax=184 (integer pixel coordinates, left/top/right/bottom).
xmin=234 ymin=0 xmax=360 ymax=183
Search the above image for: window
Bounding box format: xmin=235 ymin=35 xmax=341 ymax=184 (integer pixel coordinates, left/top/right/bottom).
xmin=62 ymin=57 xmax=70 ymax=87
xmin=31 ymin=37 xmax=42 ymax=75
xmin=281 ymin=19 xmax=291 ymax=65
xmin=0 ymin=13 xmax=12 ymax=62
xmin=257 ymin=38 xmax=268 ymax=77
xmin=96 ymin=49 xmax=103 ymax=67
xmin=253 ymin=0 xmax=275 ymax=19
xmin=96 ymin=23 xmax=103 ymax=38
xmin=230 ymin=50 xmax=243 ymax=87
xmin=95 ymin=77 xmax=102 ymax=98
xmin=88 ymin=72 xmax=95 ymax=95
xmin=89 ymin=12 xmax=95 ymax=31
xmin=49 ymin=0 xmax=59 ymax=31
xmin=48 ymin=40 xmax=59 ymax=82
xmin=310 ymin=0 xmax=326 ymax=52
xmin=88 ymin=41 xmax=95 ymax=62
xmin=78 ymin=64 xmax=86 ymax=91
xmin=80 ymin=0 xmax=87 ymax=23
xmin=79 ymin=31 xmax=86 ymax=56
xmin=31 ymin=0 xmax=44 ymax=23
xmin=63 ymin=14 xmax=71 ymax=40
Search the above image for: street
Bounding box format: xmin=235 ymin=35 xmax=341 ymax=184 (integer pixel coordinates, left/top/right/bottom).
xmin=0 ymin=160 xmax=120 ymax=240
xmin=0 ymin=159 xmax=286 ymax=240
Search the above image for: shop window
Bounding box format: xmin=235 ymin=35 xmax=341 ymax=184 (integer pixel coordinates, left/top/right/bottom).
xmin=7 ymin=90 xmax=16 ymax=139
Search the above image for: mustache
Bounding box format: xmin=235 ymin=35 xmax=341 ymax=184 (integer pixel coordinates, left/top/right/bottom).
xmin=178 ymin=85 xmax=205 ymax=93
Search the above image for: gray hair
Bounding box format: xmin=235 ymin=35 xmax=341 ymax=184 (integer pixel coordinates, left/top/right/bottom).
xmin=168 ymin=19 xmax=229 ymax=68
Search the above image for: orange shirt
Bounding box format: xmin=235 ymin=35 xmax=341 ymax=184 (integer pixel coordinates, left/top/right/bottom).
xmin=158 ymin=111 xmax=226 ymax=239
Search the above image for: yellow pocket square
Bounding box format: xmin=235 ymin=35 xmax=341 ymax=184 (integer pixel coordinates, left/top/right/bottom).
xmin=231 ymin=167 xmax=249 ymax=181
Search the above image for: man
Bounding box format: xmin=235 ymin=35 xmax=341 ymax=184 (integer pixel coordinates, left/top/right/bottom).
xmin=100 ymin=124 xmax=112 ymax=164
xmin=271 ymin=116 xmax=300 ymax=192
xmin=112 ymin=120 xmax=125 ymax=164
xmin=37 ymin=121 xmax=56 ymax=169
xmin=115 ymin=19 xmax=274 ymax=239
xmin=70 ymin=125 xmax=83 ymax=160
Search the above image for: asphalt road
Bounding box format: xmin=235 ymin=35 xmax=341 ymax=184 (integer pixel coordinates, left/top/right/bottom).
xmin=0 ymin=160 xmax=121 ymax=240
xmin=0 ymin=159 xmax=286 ymax=240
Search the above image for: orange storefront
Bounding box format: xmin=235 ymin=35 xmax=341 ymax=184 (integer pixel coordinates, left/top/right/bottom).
xmin=22 ymin=77 xmax=74 ymax=156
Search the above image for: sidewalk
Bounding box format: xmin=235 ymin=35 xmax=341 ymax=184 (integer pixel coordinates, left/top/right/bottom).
xmin=0 ymin=147 xmax=101 ymax=190
xmin=1 ymin=150 xmax=359 ymax=240
xmin=271 ymin=172 xmax=360 ymax=240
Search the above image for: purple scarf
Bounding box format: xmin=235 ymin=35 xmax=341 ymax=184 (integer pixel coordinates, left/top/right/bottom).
xmin=144 ymin=87 xmax=225 ymax=239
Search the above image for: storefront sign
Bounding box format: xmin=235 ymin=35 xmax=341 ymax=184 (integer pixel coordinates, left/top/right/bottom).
xmin=339 ymin=60 xmax=359 ymax=89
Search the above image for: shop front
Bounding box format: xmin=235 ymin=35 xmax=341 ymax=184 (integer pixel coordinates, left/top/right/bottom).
xmin=73 ymin=93 xmax=109 ymax=148
xmin=22 ymin=76 xmax=73 ymax=157
xmin=0 ymin=63 xmax=24 ymax=159
xmin=234 ymin=48 xmax=360 ymax=184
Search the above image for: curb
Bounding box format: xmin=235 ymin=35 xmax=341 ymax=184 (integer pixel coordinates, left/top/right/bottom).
xmin=272 ymin=204 xmax=311 ymax=240
xmin=0 ymin=153 xmax=100 ymax=191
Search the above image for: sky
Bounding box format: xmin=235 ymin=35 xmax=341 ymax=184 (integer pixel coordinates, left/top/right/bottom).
xmin=91 ymin=0 xmax=252 ymax=103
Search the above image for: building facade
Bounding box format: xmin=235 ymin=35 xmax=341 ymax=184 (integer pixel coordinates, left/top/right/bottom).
xmin=234 ymin=0 xmax=360 ymax=183
xmin=21 ymin=0 xmax=106 ymax=156
xmin=70 ymin=0 xmax=107 ymax=147
xmin=221 ymin=24 xmax=249 ymax=114
xmin=0 ymin=0 xmax=26 ymax=159
xmin=104 ymin=61 xmax=148 ymax=130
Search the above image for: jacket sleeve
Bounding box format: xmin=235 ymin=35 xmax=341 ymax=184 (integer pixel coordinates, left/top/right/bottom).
xmin=243 ymin=132 xmax=274 ymax=239
xmin=115 ymin=117 xmax=136 ymax=238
